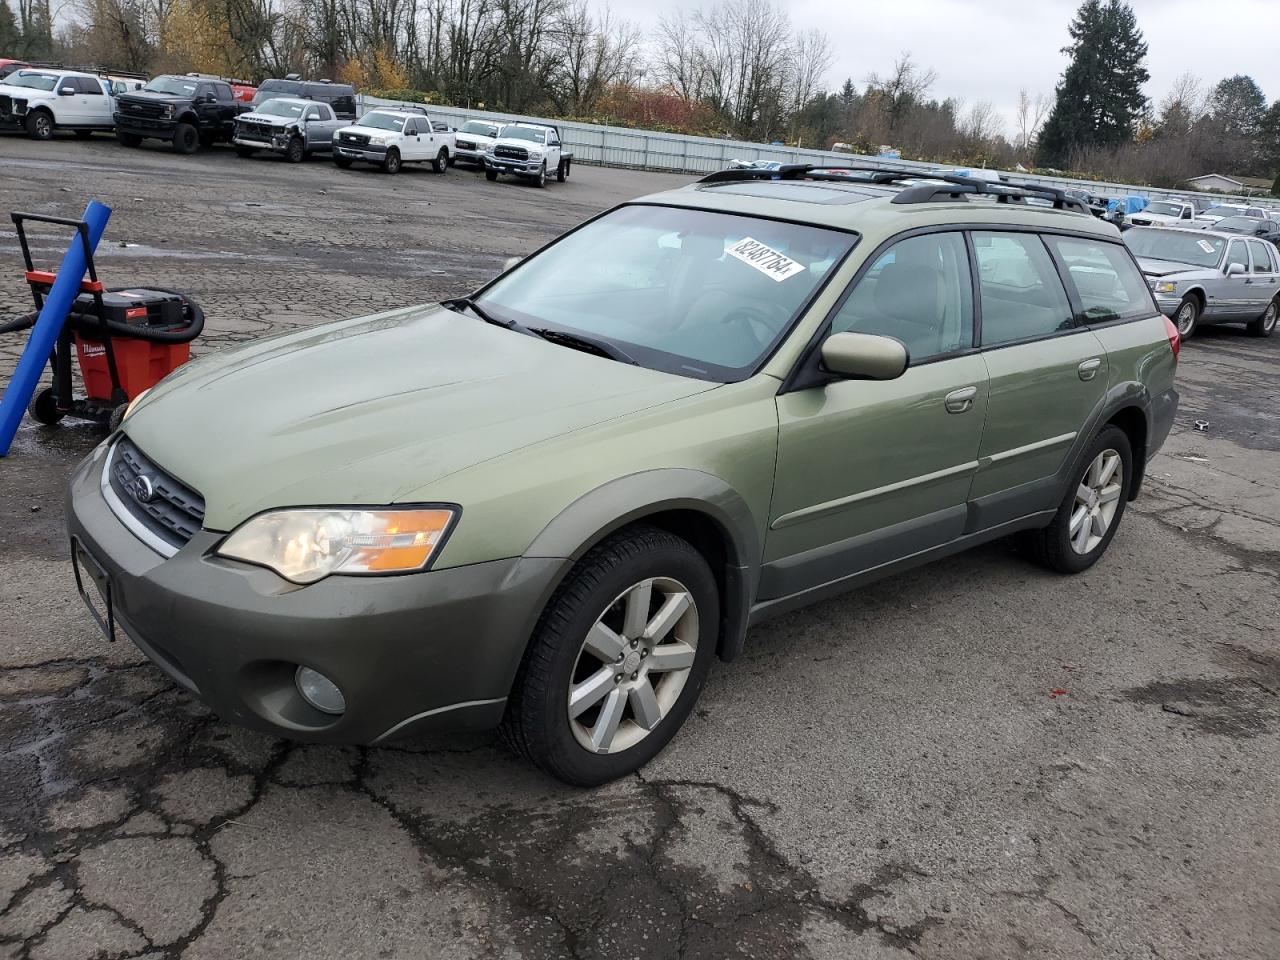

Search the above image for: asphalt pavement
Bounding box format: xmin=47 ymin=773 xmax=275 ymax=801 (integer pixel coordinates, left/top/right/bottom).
xmin=0 ymin=133 xmax=1277 ymax=960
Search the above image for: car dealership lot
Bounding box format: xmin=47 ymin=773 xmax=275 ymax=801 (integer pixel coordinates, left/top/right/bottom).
xmin=1 ymin=137 xmax=1278 ymax=960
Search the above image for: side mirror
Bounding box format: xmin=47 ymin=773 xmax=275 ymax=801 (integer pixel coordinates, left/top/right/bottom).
xmin=502 ymin=256 xmax=522 ymax=272
xmin=1226 ymin=262 xmax=1246 ymax=277
xmin=59 ymin=86 xmax=76 ymax=96
xmin=819 ymin=332 xmax=908 ymax=381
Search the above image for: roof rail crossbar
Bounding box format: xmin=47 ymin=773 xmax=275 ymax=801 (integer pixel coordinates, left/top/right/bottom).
xmin=893 ymin=177 xmax=1091 ymax=214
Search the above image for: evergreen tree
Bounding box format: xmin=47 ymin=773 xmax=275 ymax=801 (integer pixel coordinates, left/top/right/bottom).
xmin=1038 ymin=0 xmax=1149 ymax=168
xmin=1209 ymin=75 xmax=1267 ymax=139
xmin=0 ymin=0 xmax=20 ymax=53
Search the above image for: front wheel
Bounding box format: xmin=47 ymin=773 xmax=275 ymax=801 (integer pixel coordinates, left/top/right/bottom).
xmin=382 ymin=149 xmax=401 ymax=174
xmin=284 ymin=136 xmax=305 ymax=164
xmin=501 ymin=525 xmax=718 ymax=785
xmin=534 ymin=162 xmax=547 ymax=187
xmin=1019 ymin=426 xmax=1133 ymax=574
xmin=1173 ymin=296 xmax=1199 ymax=339
xmin=431 ymin=147 xmax=448 ymax=173
xmin=25 ymin=111 xmax=53 ymax=141
xmin=485 ymin=169 xmax=498 ymax=181
xmin=172 ymin=122 xmax=199 ymax=154
xmin=1248 ymin=298 xmax=1277 ymax=338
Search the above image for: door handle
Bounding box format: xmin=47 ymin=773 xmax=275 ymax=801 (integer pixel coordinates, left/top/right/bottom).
xmin=944 ymin=386 xmax=978 ymax=414
xmin=1078 ymin=358 xmax=1102 ymax=381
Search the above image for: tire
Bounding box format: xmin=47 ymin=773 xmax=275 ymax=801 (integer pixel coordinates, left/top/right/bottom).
xmin=1020 ymin=425 xmax=1133 ymax=575
xmin=431 ymin=147 xmax=448 ymax=173
xmin=1173 ymin=295 xmax=1199 ymax=339
xmin=501 ymin=524 xmax=719 ymax=786
xmin=557 ymin=158 xmax=569 ymax=182
xmin=284 ymin=136 xmax=305 ymax=163
xmin=28 ymin=387 xmax=63 ymax=426
xmin=1247 ymin=298 xmax=1278 ymax=338
xmin=235 ymin=145 xmax=257 ymax=158
xmin=382 ymin=149 xmax=401 ymax=174
xmin=25 ymin=110 xmax=53 ymax=141
xmin=116 ymin=131 xmax=142 ymax=148
xmin=535 ymin=162 xmax=547 ymax=187
xmin=485 ymin=169 xmax=498 ymax=181
xmin=73 ymin=129 xmax=92 ymax=140
xmin=107 ymin=404 xmax=126 ymax=433
xmin=172 ymin=122 xmax=199 ymax=154
xmin=333 ymin=156 xmax=352 ymax=169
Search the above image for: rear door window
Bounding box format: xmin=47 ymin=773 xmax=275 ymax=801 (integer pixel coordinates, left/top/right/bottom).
xmin=972 ymin=232 xmax=1074 ymax=345
xmin=1044 ymin=236 xmax=1157 ymax=322
xmin=830 ymin=231 xmax=973 ymax=362
xmin=1248 ymin=240 xmax=1274 ymax=273
xmin=76 ymin=77 xmax=104 ymax=95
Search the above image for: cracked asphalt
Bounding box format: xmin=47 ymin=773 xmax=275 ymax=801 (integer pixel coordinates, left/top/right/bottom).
xmin=1 ymin=134 xmax=1278 ymax=960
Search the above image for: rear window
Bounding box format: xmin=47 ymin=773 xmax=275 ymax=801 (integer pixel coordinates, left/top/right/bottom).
xmin=1045 ymin=236 xmax=1157 ymax=323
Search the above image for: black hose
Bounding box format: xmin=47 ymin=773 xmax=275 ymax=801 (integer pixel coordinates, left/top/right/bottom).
xmin=0 ymin=287 xmax=204 ymax=343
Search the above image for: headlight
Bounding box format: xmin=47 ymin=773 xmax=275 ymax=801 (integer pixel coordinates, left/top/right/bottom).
xmin=120 ymin=387 xmax=152 ymax=424
xmin=1154 ymin=281 xmax=1177 ymax=295
xmin=162 ymin=104 xmax=174 ymax=119
xmin=217 ymin=507 xmax=456 ymax=584
xmin=367 ymin=135 xmax=387 ymax=146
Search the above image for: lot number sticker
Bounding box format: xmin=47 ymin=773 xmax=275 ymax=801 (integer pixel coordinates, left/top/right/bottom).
xmin=1197 ymin=239 xmax=1216 ymax=254
xmin=726 ymin=237 xmax=806 ymax=282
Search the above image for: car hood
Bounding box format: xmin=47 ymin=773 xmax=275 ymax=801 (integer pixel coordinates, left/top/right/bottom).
xmin=493 ymin=137 xmax=547 ymax=150
xmin=116 ymin=90 xmax=189 ymax=106
xmin=1130 ymin=213 xmax=1182 ymax=224
xmin=235 ymin=111 xmax=290 ymax=125
xmin=124 ymin=305 xmax=717 ymax=530
xmin=1137 ymin=258 xmax=1206 ymax=277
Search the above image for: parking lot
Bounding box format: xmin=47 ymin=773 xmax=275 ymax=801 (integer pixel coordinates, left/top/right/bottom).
xmin=0 ymin=134 xmax=1278 ymax=960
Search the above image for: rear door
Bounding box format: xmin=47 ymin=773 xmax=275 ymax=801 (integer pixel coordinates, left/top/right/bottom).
xmin=1209 ymin=240 xmax=1254 ymax=319
xmin=1247 ymin=239 xmax=1280 ymax=313
xmin=966 ymin=231 xmax=1108 ymax=527
xmin=78 ymin=76 xmax=111 ymax=125
xmin=764 ymin=230 xmax=989 ymax=598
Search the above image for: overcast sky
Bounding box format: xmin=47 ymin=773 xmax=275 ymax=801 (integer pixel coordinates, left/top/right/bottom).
xmin=608 ymin=0 xmax=1280 ymax=136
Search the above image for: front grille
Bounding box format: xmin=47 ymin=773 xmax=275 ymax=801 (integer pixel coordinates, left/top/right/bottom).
xmin=108 ymin=437 xmax=205 ymax=550
xmin=121 ymin=100 xmax=164 ymax=119
xmin=340 ymin=131 xmax=369 ymax=145
xmin=495 ymin=145 xmax=528 ymax=161
xmin=11 ymin=97 xmax=26 ymax=115
xmin=455 ymin=138 xmax=475 ymax=150
xmin=237 ymin=121 xmax=274 ymax=143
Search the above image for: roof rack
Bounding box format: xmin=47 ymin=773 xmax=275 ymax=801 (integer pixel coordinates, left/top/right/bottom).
xmin=697 ymin=164 xmax=1091 ymax=215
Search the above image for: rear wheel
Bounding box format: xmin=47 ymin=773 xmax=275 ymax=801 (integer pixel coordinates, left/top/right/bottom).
xmin=501 ymin=525 xmax=718 ymax=786
xmin=1173 ymin=295 xmax=1199 ymax=339
xmin=1247 ymin=298 xmax=1277 ymax=338
xmin=431 ymin=147 xmax=448 ymax=173
xmin=116 ymin=131 xmax=142 ymax=148
xmin=1020 ymin=425 xmax=1132 ymax=575
xmin=557 ymin=158 xmax=569 ymax=182
xmin=25 ymin=110 xmax=53 ymax=141
xmin=28 ymin=388 xmax=63 ymax=426
xmin=172 ymin=122 xmax=199 ymax=154
xmin=284 ymin=136 xmax=305 ymax=163
xmin=485 ymin=169 xmax=498 ymax=181
xmin=382 ymin=149 xmax=401 ymax=174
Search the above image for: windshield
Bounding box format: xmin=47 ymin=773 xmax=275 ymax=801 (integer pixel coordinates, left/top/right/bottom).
xmin=8 ymin=72 xmax=58 ymax=91
xmin=145 ymin=76 xmax=198 ymax=96
xmin=1125 ymin=229 xmax=1224 ymax=268
xmin=476 ymin=205 xmax=856 ymax=381
xmin=255 ymin=98 xmax=305 ymax=119
xmin=503 ymin=126 xmax=548 ymax=144
xmin=1214 ymin=216 xmax=1260 ymax=233
xmin=460 ymin=120 xmax=499 ymax=137
xmin=1145 ymin=201 xmax=1185 ymax=217
xmin=355 ymin=112 xmax=404 ymax=132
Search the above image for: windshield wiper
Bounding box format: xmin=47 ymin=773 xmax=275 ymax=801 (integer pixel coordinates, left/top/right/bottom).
xmin=442 ymin=297 xmax=535 ymax=336
xmin=528 ymin=328 xmax=637 ymax=365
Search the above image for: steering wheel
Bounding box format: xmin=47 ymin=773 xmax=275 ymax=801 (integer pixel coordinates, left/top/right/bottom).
xmin=714 ymin=301 xmax=786 ymax=350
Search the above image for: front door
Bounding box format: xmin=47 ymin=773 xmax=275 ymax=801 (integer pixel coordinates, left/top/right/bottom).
xmin=1205 ymin=239 xmax=1254 ymax=320
xmin=764 ymin=231 xmax=988 ymax=599
xmin=967 ymin=231 xmax=1109 ymax=525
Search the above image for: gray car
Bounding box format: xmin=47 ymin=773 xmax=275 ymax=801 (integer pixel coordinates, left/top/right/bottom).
xmin=233 ymin=97 xmax=343 ymax=163
xmin=1123 ymin=226 xmax=1280 ymax=338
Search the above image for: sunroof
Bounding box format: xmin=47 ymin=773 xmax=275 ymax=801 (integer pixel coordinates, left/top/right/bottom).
xmin=700 ymin=181 xmax=878 ymax=205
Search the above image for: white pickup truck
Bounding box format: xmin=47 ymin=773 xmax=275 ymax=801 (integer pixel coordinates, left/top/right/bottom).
xmin=484 ymin=122 xmax=572 ymax=187
xmin=1128 ymin=199 xmax=1198 ymax=227
xmin=331 ymin=108 xmax=455 ymax=175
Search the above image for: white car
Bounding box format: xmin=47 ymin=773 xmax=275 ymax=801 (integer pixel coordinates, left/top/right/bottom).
xmin=0 ymin=69 xmax=120 ymax=140
xmin=331 ymin=108 xmax=455 ymax=175
xmin=1128 ymin=199 xmax=1197 ymax=227
xmin=484 ymin=122 xmax=573 ymax=187
xmin=1193 ymin=203 xmax=1267 ymax=227
xmin=453 ymin=119 xmax=503 ymax=166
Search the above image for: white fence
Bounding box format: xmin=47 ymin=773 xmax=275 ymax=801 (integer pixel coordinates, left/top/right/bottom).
xmin=358 ymin=94 xmax=1280 ymax=211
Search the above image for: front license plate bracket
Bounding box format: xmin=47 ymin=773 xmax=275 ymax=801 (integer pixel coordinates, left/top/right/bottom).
xmin=71 ymin=537 xmax=116 ymax=642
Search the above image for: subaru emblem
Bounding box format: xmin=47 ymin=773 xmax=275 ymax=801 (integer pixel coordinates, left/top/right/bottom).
xmin=131 ymin=475 xmax=155 ymax=504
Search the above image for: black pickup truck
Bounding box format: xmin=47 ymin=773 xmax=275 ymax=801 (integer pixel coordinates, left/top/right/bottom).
xmin=114 ymin=75 xmax=248 ymax=154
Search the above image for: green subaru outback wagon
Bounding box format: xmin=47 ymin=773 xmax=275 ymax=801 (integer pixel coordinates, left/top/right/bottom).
xmin=67 ymin=166 xmax=1179 ymax=785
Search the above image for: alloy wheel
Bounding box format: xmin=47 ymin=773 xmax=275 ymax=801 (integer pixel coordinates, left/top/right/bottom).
xmin=567 ymin=577 xmax=698 ymax=754
xmin=1070 ymin=449 xmax=1124 ymax=555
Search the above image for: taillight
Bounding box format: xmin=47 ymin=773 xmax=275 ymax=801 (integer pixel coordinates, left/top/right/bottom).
xmin=1163 ymin=315 xmax=1181 ymax=362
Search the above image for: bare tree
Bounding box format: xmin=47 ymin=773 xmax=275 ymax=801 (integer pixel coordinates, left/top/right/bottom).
xmin=960 ymin=99 xmax=1000 ymax=143
xmin=547 ymin=0 xmax=640 ymax=115
xmin=785 ymin=26 xmax=829 ymax=138
xmin=1014 ymin=88 xmax=1050 ymax=156
xmin=866 ymin=51 xmax=936 ymax=131
xmin=652 ymin=10 xmax=705 ymax=102
xmin=1157 ymin=72 xmax=1204 ymax=136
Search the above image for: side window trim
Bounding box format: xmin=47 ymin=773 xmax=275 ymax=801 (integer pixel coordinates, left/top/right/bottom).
xmin=1037 ymin=232 xmax=1087 ymax=328
xmin=968 ymin=230 xmax=1078 ymax=350
xmin=1042 ymin=232 xmax=1156 ymax=326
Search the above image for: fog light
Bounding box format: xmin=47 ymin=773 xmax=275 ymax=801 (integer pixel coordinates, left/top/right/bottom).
xmin=295 ymin=666 xmax=346 ymax=715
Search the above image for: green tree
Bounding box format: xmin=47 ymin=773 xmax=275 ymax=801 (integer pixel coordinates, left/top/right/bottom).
xmin=1038 ymin=0 xmax=1149 ymax=167
xmin=1208 ymin=75 xmax=1267 ymax=139
xmin=1260 ymin=100 xmax=1280 ymax=176
xmin=0 ymin=0 xmax=20 ymax=52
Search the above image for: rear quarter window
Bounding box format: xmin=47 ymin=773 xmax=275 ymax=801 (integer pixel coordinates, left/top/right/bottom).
xmin=1045 ymin=236 xmax=1157 ymax=323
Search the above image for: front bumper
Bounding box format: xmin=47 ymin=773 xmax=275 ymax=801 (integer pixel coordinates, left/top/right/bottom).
xmin=334 ymin=143 xmax=388 ymax=163
xmin=1153 ymin=295 xmax=1180 ymax=318
xmin=66 ymin=441 xmax=566 ymax=744
xmin=454 ymin=146 xmax=486 ymax=164
xmin=233 ymin=134 xmax=291 ymax=154
xmin=485 ymin=156 xmax=544 ymax=176
xmin=113 ymin=114 xmax=178 ymax=137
